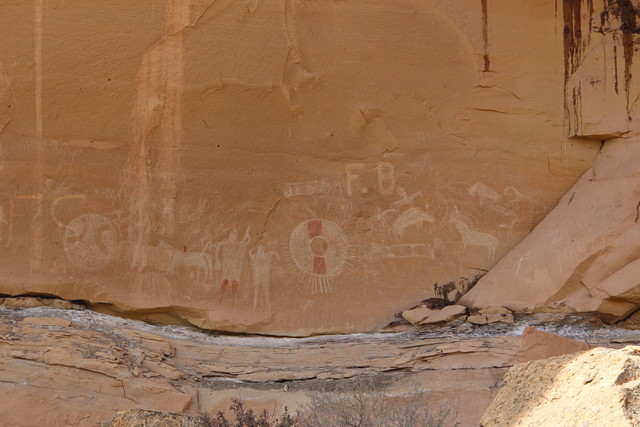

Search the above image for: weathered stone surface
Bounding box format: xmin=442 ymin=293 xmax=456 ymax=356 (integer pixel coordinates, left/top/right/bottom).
xmin=515 ymin=327 xmax=590 ymax=363
xmin=402 ymin=305 xmax=435 ymax=325
xmin=23 ymin=316 xmax=72 ymax=327
xmin=0 ymin=306 xmax=524 ymax=426
xmin=480 ymin=306 xmax=511 ymax=315
xmin=2 ymin=296 xmax=72 ymax=310
xmin=3 ymin=306 xmax=640 ymax=426
xmin=482 ymin=346 xmax=640 ymax=426
xmin=468 ymin=306 xmax=514 ymax=325
xmin=0 ymin=0 xmax=599 ymax=334
xmin=418 ymin=305 xmax=467 ymax=325
xmin=459 ymin=1 xmax=640 ymax=323
xmin=460 ymin=139 xmax=640 ymax=321
xmin=468 ymin=313 xmax=513 ymax=325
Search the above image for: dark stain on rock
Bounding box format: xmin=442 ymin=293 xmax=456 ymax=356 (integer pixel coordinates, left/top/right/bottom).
xmin=482 ymin=0 xmax=490 ymax=72
xmin=588 ymin=0 xmax=595 ymax=46
xmin=613 ymin=33 xmax=620 ymax=94
xmin=563 ymin=0 xmax=583 ymax=85
xmin=571 ymin=81 xmax=583 ymax=134
xmin=613 ymin=0 xmax=640 ymax=112
xmin=564 ymin=0 xmax=640 ymax=120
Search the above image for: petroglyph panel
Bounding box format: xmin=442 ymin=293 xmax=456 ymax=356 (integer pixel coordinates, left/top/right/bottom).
xmin=0 ymin=0 xmax=602 ymax=334
xmin=289 ymin=218 xmax=350 ymax=294
xmin=63 ymin=214 xmax=118 ymax=272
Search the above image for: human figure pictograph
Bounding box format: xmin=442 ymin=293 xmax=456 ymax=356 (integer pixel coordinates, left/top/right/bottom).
xmin=215 ymin=227 xmax=250 ymax=306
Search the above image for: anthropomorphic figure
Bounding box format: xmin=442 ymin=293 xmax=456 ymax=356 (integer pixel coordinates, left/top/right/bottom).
xmin=249 ymin=245 xmax=279 ymax=311
xmin=216 ymin=227 xmax=250 ymax=306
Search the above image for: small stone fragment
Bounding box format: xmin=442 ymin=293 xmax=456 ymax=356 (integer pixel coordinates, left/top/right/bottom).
xmin=467 ymin=312 xmax=514 ymax=325
xmin=478 ymin=306 xmax=511 ymax=315
xmin=401 ymin=305 xmax=435 ymax=325
xmin=418 ymin=305 xmax=467 ymax=325
xmin=3 ymin=297 xmax=43 ymax=309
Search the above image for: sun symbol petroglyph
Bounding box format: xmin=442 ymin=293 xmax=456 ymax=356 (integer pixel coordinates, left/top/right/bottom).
xmin=63 ymin=214 xmax=118 ymax=272
xmin=288 ymin=218 xmax=349 ymax=294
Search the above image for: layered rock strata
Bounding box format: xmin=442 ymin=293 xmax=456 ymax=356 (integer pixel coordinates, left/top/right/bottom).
xmin=0 ymin=301 xmax=635 ymax=426
xmin=461 ymin=0 xmax=640 ymax=323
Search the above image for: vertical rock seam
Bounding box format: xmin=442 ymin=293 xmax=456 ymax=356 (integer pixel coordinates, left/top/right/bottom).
xmin=123 ymin=1 xmax=214 ymax=273
xmin=481 ymin=0 xmax=490 ymax=72
xmin=613 ymin=0 xmax=639 ymax=116
xmin=31 ymin=0 xmax=45 ymax=273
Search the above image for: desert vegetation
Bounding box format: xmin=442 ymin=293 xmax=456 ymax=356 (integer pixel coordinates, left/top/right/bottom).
xmin=197 ymin=377 xmax=453 ymax=427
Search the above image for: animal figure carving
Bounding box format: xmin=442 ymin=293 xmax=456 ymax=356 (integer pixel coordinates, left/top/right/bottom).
xmin=449 ymin=212 xmax=499 ymax=258
xmin=392 ymin=188 xmax=422 ymax=210
xmin=366 ymin=208 xmax=396 ymax=233
xmin=504 ymin=186 xmax=545 ymax=214
xmin=391 ymin=206 xmax=435 ymax=240
xmin=158 ymin=241 xmax=214 ymax=282
xmin=468 ymin=182 xmax=501 ymax=204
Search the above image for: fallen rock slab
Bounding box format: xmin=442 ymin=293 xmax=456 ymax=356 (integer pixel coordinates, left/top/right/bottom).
xmin=468 ymin=307 xmax=514 ymax=325
xmin=402 ymin=304 xmax=467 ymax=325
xmin=482 ymin=346 xmax=640 ymax=426
xmin=419 ymin=305 xmax=467 ymax=325
xmin=401 ymin=305 xmax=435 ymax=325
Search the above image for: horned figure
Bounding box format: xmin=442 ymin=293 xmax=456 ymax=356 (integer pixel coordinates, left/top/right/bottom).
xmin=449 ymin=207 xmax=499 ymax=258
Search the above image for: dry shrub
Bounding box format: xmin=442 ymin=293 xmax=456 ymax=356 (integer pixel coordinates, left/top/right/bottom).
xmin=198 ymin=376 xmax=454 ymax=427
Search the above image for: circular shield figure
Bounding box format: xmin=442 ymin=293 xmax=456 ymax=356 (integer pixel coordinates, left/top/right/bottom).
xmin=289 ymin=219 xmax=349 ymax=281
xmin=63 ymin=214 xmax=118 ymax=272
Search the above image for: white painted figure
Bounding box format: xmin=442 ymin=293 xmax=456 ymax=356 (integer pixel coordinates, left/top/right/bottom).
xmin=449 ymin=207 xmax=499 ymax=258
xmin=215 ymin=227 xmax=251 ymax=306
xmin=63 ymin=213 xmax=118 ymax=272
xmin=249 ymin=245 xmax=279 ymax=311
xmin=391 ymin=206 xmax=435 ymax=241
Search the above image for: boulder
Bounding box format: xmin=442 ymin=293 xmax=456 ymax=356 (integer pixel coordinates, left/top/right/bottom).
xmin=419 ymin=305 xmax=467 ymax=325
xmin=468 ymin=306 xmax=514 ymax=325
xmin=482 ymin=346 xmax=640 ymax=426
xmin=402 ymin=305 xmax=435 ymax=325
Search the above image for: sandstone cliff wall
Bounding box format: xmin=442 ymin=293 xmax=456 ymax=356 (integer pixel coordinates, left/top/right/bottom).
xmin=0 ymin=0 xmax=599 ymax=334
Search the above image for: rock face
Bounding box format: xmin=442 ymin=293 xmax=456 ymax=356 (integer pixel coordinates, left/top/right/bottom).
xmin=3 ymin=304 xmax=637 ymax=426
xmin=0 ymin=305 xmax=520 ymax=426
xmin=514 ymin=326 xmax=590 ymax=363
xmin=459 ymin=0 xmax=640 ymax=323
xmin=482 ymin=346 xmax=640 ymax=426
xmin=460 ymin=139 xmax=640 ymax=321
xmin=0 ymin=0 xmax=599 ymax=334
